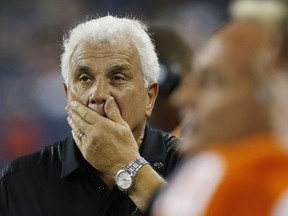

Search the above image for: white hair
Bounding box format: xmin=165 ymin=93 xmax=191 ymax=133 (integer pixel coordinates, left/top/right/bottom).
xmin=60 ymin=15 xmax=159 ymax=88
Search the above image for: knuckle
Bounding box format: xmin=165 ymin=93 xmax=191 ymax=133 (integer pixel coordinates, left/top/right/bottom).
xmin=75 ymin=116 xmax=82 ymax=126
xmin=82 ymin=110 xmax=89 ymax=119
xmin=110 ymin=107 xmax=120 ymax=117
xmin=77 ymin=129 xmax=81 ymax=136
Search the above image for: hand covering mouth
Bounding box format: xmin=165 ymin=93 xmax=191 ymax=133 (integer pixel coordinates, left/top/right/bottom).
xmin=88 ymin=103 xmax=107 ymax=117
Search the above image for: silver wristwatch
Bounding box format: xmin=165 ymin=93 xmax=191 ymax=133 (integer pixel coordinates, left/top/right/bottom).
xmin=115 ymin=157 xmax=149 ymax=192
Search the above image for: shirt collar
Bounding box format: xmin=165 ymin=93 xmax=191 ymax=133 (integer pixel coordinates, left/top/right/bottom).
xmin=61 ymin=136 xmax=81 ymax=179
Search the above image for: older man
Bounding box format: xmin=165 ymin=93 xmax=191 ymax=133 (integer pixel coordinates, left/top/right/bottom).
xmin=0 ymin=15 xmax=180 ymax=216
xmin=149 ymin=21 xmax=288 ymax=216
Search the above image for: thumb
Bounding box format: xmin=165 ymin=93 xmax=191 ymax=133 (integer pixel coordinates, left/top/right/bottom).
xmin=105 ymin=97 xmax=127 ymax=126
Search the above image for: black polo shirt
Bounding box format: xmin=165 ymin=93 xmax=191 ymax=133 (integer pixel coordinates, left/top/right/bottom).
xmin=0 ymin=125 xmax=179 ymax=216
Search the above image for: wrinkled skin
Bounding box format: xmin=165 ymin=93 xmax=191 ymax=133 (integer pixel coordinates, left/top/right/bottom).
xmin=64 ymin=40 xmax=158 ymax=177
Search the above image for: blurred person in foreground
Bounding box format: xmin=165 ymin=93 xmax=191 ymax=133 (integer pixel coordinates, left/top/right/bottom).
xmin=229 ymin=0 xmax=288 ymax=155
xmin=148 ymin=25 xmax=193 ymax=137
xmin=268 ymin=47 xmax=288 ymax=215
xmin=148 ymin=21 xmax=288 ymax=216
xmin=0 ymin=15 xmax=181 ymax=216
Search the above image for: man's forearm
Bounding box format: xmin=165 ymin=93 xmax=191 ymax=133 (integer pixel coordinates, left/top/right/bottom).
xmin=128 ymin=165 xmax=167 ymax=212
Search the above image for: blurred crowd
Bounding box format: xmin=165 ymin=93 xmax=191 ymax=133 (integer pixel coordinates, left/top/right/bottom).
xmin=0 ymin=0 xmax=229 ymax=168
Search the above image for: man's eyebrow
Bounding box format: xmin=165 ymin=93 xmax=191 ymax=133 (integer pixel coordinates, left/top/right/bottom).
xmin=75 ymin=65 xmax=92 ymax=73
xmin=72 ymin=65 xmax=92 ymax=77
xmin=109 ymin=64 xmax=131 ymax=72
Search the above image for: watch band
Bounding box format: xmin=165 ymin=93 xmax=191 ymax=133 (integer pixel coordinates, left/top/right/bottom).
xmin=115 ymin=157 xmax=149 ymax=192
xmin=126 ymin=157 xmax=149 ymax=177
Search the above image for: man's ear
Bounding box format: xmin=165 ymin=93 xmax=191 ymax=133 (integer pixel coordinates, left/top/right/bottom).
xmin=145 ymin=81 xmax=159 ymax=118
xmin=63 ymin=83 xmax=68 ymax=97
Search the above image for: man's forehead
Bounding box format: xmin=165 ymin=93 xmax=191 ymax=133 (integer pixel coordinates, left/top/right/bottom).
xmin=193 ymin=37 xmax=229 ymax=76
xmin=70 ymin=39 xmax=140 ymax=66
xmin=75 ymin=38 xmax=136 ymax=52
xmin=193 ymin=39 xmax=253 ymax=81
xmin=195 ymin=23 xmax=274 ymax=71
xmin=196 ymin=39 xmax=224 ymax=66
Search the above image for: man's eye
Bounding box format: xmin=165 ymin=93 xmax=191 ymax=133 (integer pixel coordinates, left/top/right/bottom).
xmin=112 ymin=74 xmax=126 ymax=81
xmin=79 ymin=74 xmax=92 ymax=82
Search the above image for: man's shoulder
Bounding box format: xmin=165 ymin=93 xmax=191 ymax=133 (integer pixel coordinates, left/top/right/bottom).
xmin=0 ymin=138 xmax=67 ymax=180
xmin=145 ymin=127 xmax=182 ymax=177
xmin=161 ymin=131 xmax=182 ymax=152
xmin=147 ymin=126 xmax=181 ymax=152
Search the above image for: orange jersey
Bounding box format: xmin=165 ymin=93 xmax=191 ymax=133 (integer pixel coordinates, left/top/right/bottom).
xmin=150 ymin=133 xmax=288 ymax=216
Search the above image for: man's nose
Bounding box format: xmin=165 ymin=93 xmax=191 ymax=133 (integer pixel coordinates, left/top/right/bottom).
xmin=89 ymin=78 xmax=110 ymax=105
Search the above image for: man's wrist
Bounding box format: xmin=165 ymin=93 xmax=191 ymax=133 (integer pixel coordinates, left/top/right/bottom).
xmin=115 ymin=157 xmax=149 ymax=192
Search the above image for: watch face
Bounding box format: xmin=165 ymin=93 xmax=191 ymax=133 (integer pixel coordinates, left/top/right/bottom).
xmin=116 ymin=170 xmax=133 ymax=190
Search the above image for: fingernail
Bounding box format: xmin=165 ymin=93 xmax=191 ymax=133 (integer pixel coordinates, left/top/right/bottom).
xmin=109 ymin=96 xmax=115 ymax=102
xmin=65 ymin=106 xmax=69 ymax=113
xmin=67 ymin=116 xmax=71 ymax=124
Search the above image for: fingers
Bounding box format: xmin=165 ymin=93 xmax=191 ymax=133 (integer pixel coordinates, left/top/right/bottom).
xmin=104 ymin=97 xmax=128 ymax=126
xmin=67 ymin=115 xmax=86 ymax=141
xmin=71 ymin=129 xmax=85 ymax=155
xmin=66 ymin=102 xmax=91 ymax=142
xmin=66 ymin=101 xmax=98 ymax=125
xmin=66 ymin=101 xmax=103 ymax=136
xmin=66 ymin=99 xmax=128 ymax=135
xmin=71 ymin=130 xmax=81 ymax=144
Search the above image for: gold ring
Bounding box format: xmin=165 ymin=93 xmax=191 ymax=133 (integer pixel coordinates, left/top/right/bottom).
xmin=79 ymin=131 xmax=85 ymax=140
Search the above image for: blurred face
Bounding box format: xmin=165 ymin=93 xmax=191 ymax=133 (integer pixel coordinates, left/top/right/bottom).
xmin=172 ymin=37 xmax=268 ymax=153
xmin=271 ymin=72 xmax=288 ymax=146
xmin=64 ymin=40 xmax=158 ymax=139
